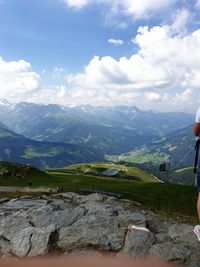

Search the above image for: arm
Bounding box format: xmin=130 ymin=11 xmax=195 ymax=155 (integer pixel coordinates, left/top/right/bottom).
xmin=194 ymin=122 xmax=200 ymax=137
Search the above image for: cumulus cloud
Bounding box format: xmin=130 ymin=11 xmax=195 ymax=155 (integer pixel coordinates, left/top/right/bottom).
xmin=0 ymin=57 xmax=40 ymax=102
xmin=2 ymin=2 xmax=199 ymax=111
xmin=108 ymin=38 xmax=124 ymax=46
xmin=64 ymin=19 xmax=200 ymax=111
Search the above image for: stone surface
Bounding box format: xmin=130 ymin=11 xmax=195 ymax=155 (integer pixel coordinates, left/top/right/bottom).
xmin=0 ymin=213 xmax=32 ymax=240
xmin=149 ymin=242 xmax=191 ymax=265
xmin=28 ymin=205 xmax=85 ymax=228
xmin=2 ymin=198 xmax=47 ymax=210
xmin=122 ymin=228 xmax=154 ymax=257
xmin=168 ymin=224 xmax=197 ymax=245
xmin=10 ymin=225 xmax=56 ymax=257
xmin=58 ymin=215 xmax=126 ymax=252
xmin=0 ymin=192 xmax=200 ymax=267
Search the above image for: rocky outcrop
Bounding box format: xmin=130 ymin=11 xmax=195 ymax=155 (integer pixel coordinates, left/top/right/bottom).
xmin=0 ymin=192 xmax=199 ymax=266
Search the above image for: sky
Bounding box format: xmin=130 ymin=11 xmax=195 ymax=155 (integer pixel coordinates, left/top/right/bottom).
xmin=0 ymin=0 xmax=200 ymax=112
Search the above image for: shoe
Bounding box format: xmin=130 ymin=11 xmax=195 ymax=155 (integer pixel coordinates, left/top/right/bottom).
xmin=194 ymin=225 xmax=200 ymax=241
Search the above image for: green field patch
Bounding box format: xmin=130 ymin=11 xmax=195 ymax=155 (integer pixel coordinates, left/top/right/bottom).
xmin=0 ymin=130 xmax=16 ymax=138
xmin=80 ymin=133 xmax=92 ymax=143
xmin=0 ymin=161 xmax=54 ymax=187
xmin=22 ymin=146 xmax=64 ymax=158
xmin=175 ymin=167 xmax=193 ymax=173
xmin=108 ymin=150 xmax=169 ymax=165
xmin=168 ymin=145 xmax=178 ymax=152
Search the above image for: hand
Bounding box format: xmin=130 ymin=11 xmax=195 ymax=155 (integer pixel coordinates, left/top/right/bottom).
xmin=0 ymin=256 xmax=176 ymax=267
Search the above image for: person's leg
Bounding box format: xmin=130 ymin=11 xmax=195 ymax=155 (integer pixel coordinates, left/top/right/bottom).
xmin=194 ymin=172 xmax=200 ymax=241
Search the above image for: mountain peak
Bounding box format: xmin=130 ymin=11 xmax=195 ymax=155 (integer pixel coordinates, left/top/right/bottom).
xmin=0 ymin=98 xmax=11 ymax=106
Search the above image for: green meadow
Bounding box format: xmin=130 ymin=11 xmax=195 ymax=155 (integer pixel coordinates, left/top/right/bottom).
xmin=0 ymin=162 xmax=198 ymax=223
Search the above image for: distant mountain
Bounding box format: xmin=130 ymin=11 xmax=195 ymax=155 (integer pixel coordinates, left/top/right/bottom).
xmin=61 ymin=105 xmax=194 ymax=136
xmin=0 ymin=101 xmax=194 ymax=155
xmin=109 ymin=125 xmax=196 ymax=170
xmin=0 ymin=126 xmax=104 ymax=169
xmin=0 ymin=121 xmax=9 ymax=130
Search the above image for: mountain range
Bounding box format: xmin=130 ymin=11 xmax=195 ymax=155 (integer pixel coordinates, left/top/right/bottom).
xmin=0 ymin=126 xmax=103 ymax=169
xmin=0 ymin=100 xmax=194 ymax=156
xmin=0 ymin=99 xmax=196 ymax=171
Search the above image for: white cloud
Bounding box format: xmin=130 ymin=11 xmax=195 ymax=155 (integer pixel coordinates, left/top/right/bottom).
xmin=62 ymin=0 xmax=175 ymax=19
xmin=64 ymin=20 xmax=200 ymax=112
xmin=108 ymin=38 xmax=124 ymax=46
xmin=196 ymin=0 xmax=200 ymax=9
xmin=117 ymin=0 xmax=175 ymax=19
xmin=0 ymin=57 xmax=40 ymax=102
xmin=164 ymin=88 xmax=195 ymax=112
xmin=171 ymin=8 xmax=191 ymax=34
xmin=62 ymin=0 xmax=90 ymax=9
xmin=52 ymin=67 xmax=66 ymax=79
xmin=2 ymin=2 xmax=199 ymax=112
xmin=145 ymin=92 xmax=161 ymax=102
xmin=66 ymin=54 xmax=169 ymax=91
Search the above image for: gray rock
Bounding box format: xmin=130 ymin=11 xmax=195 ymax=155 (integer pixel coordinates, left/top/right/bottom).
xmin=149 ymin=242 xmax=192 ymax=265
xmin=122 ymin=227 xmax=154 ymax=257
xmin=0 ymin=237 xmax=10 ymax=256
xmin=2 ymin=198 xmax=47 ymax=211
xmin=168 ymin=224 xmax=197 ymax=245
xmin=117 ymin=212 xmax=146 ymax=228
xmin=58 ymin=215 xmax=125 ymax=252
xmin=0 ymin=192 xmax=200 ymax=266
xmin=78 ymin=193 xmax=108 ymax=203
xmin=79 ymin=201 xmax=122 ymax=217
xmin=28 ymin=205 xmax=85 ymax=228
xmin=10 ymin=227 xmax=32 ymax=257
xmin=0 ymin=198 xmax=9 ymax=204
xmin=10 ymin=225 xmax=56 ymax=257
xmin=0 ymin=213 xmax=31 ymax=240
xmin=27 ymin=225 xmax=56 ymax=257
xmin=155 ymin=232 xmax=171 ymax=243
xmin=61 ymin=192 xmax=83 ymax=203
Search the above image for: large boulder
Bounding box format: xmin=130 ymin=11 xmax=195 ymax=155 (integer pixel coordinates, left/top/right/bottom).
xmin=122 ymin=227 xmax=155 ymax=257
xmin=0 ymin=213 xmax=32 ymax=240
xmin=58 ymin=215 xmax=126 ymax=252
xmin=10 ymin=225 xmax=56 ymax=257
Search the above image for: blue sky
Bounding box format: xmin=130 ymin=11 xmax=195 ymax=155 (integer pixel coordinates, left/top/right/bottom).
xmin=0 ymin=0 xmax=200 ymax=112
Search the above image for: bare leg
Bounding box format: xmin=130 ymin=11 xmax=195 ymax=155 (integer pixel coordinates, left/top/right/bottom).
xmin=197 ymin=192 xmax=200 ymax=222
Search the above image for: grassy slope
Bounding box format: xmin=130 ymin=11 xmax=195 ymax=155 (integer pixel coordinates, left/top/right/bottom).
xmin=0 ymin=162 xmax=198 ymax=223
xmin=170 ymin=167 xmax=195 ymax=185
xmin=48 ymin=163 xmax=198 ymax=222
xmin=0 ymin=161 xmax=55 ymax=187
xmin=48 ymin=163 xmax=158 ymax=183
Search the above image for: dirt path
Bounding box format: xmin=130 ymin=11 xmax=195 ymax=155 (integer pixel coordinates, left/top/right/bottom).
xmin=0 ymin=186 xmax=48 ymax=193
